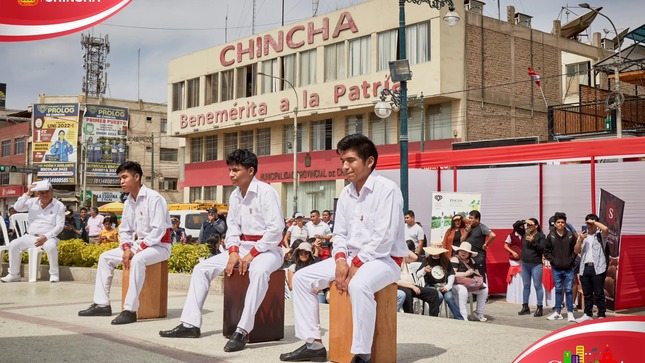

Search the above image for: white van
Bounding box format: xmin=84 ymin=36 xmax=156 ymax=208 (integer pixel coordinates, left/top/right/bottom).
xmin=169 ymin=210 xmax=208 ymax=241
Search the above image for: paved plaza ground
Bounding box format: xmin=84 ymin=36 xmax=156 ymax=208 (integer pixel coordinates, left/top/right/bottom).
xmin=1 ymin=274 xmax=642 ymax=363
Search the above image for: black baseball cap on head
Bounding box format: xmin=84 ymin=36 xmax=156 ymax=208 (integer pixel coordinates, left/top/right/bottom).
xmin=208 ymin=208 xmax=217 ymax=214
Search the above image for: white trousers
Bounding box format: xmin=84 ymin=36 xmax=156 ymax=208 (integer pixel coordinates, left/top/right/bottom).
xmin=452 ymin=284 xmax=488 ymax=317
xmin=180 ymin=242 xmax=282 ymax=332
xmin=93 ymin=245 xmax=171 ymax=311
xmin=292 ymin=256 xmax=400 ymax=354
xmin=7 ymin=235 xmax=59 ymax=276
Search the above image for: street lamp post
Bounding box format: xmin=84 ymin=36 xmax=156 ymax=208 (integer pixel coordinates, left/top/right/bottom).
xmin=375 ymin=0 xmax=459 ymax=211
xmin=257 ymin=72 xmax=299 ymax=215
xmin=579 ymin=3 xmax=623 ymax=138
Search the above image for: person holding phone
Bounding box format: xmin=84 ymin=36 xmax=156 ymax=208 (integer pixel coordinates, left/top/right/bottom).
xmin=574 ymin=214 xmax=609 ymax=323
xmin=517 ymin=218 xmax=546 ymax=317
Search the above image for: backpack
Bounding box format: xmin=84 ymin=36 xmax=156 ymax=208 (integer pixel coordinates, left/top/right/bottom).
xmin=595 ymin=233 xmax=610 ymax=268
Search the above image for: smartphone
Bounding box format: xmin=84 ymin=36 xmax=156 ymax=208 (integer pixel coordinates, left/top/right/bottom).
xmin=581 ymin=225 xmax=588 ymax=233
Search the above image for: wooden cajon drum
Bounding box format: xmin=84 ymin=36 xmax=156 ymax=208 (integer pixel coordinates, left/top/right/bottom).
xmin=121 ymin=260 xmax=168 ymax=319
xmin=329 ymin=283 xmax=397 ymax=363
xmin=223 ymin=268 xmax=285 ymax=343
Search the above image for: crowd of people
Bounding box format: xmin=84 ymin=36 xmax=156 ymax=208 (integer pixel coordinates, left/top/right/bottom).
xmin=0 ymin=133 xmax=615 ymax=362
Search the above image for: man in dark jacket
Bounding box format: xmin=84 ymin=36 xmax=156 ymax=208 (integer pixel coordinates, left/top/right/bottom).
xmin=198 ymin=208 xmax=227 ymax=244
xmin=544 ymin=212 xmax=577 ymax=322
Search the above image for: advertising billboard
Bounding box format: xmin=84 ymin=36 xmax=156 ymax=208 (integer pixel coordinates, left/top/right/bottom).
xmin=32 ymin=103 xmax=79 ymax=184
xmin=82 ymin=104 xmax=128 ymax=186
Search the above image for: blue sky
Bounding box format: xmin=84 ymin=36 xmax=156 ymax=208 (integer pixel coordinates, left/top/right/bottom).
xmin=0 ymin=0 xmax=641 ymax=110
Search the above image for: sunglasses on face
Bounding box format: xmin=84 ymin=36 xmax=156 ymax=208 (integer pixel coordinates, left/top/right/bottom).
xmin=298 ymin=250 xmax=310 ymax=256
xmin=526 ymin=223 xmax=536 ymax=227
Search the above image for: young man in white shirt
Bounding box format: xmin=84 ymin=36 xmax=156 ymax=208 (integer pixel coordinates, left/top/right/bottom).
xmin=159 ymin=149 xmax=285 ymax=353
xmin=86 ymin=207 xmax=105 ymax=244
xmin=1 ymin=180 xmax=65 ymax=283
xmin=574 ymin=213 xmax=609 ymax=322
xmin=78 ymin=161 xmax=172 ymax=325
xmin=280 ymin=134 xmax=407 ymax=363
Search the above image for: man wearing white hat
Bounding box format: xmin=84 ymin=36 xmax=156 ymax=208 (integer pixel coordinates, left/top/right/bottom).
xmin=1 ymin=180 xmax=65 ymax=283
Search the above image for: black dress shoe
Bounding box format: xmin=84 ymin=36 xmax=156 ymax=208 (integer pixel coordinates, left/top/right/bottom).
xmin=224 ymin=331 xmax=249 ymax=352
xmin=111 ymin=310 xmax=137 ymax=325
xmin=350 ymin=356 xmax=371 ymax=363
xmin=159 ymin=324 xmax=201 ymax=338
xmin=78 ymin=303 xmax=112 ymax=317
xmin=279 ymin=343 xmax=327 ymax=362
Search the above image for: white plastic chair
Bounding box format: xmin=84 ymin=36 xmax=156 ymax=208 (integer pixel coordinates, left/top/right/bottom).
xmin=10 ymin=213 xmax=42 ymax=282
xmin=0 ymin=218 xmax=10 ymax=270
xmin=407 ymin=262 xmax=431 ymax=315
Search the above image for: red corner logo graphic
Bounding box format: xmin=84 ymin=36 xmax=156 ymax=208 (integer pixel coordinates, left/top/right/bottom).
xmin=1 ymin=0 xmax=132 ymax=41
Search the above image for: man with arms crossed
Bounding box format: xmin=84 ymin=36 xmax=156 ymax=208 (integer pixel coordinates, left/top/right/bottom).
xmin=159 ymin=149 xmax=284 ymax=353
xmin=1 ymin=180 xmax=64 ymax=283
xmin=280 ymin=134 xmax=407 ymax=363
xmin=78 ymin=161 xmax=172 ymax=325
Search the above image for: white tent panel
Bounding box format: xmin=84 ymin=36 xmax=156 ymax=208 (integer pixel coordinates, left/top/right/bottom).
xmin=596 ymin=161 xmax=645 ymax=235
xmin=543 ymin=163 xmax=592 ymax=231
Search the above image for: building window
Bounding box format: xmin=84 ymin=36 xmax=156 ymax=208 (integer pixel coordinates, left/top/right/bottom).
xmin=190 ymin=137 xmax=203 ymax=162
xmin=346 ymin=114 xmax=364 ymax=135
xmin=160 ymin=118 xmax=168 ymax=134
xmin=160 ymin=148 xmax=178 ymax=162
xmin=325 ymin=42 xmax=346 ymax=81
xmin=172 ymin=82 xmax=184 ymax=111
xmin=204 ymin=186 xmax=217 ymax=200
xmin=0 ymin=173 xmax=8 ymax=185
xmin=1 ymin=140 xmax=10 ymax=157
xmin=311 ymin=119 xmax=333 ymax=151
xmin=186 ymin=77 xmax=200 ymax=108
xmin=221 ymin=70 xmax=234 ymax=102
xmin=224 ymin=132 xmax=238 ymax=157
xmin=206 ymin=73 xmax=219 ymax=105
xmin=406 ymin=22 xmax=430 ymax=65
xmin=14 ymin=137 xmax=25 ymax=155
xmin=283 ymin=123 xmax=303 ymax=154
xmin=349 ymin=36 xmax=371 ymax=77
xmin=205 ymin=135 xmax=218 ymax=161
xmin=369 ymin=112 xmax=391 ymax=145
xmin=565 ymin=61 xmax=590 ymax=98
xmin=236 ymin=64 xmax=257 ymax=98
xmin=427 ymin=102 xmax=452 ymax=140
xmin=240 ymin=130 xmax=254 ymax=151
xmin=160 ymin=178 xmax=178 ymax=191
xmin=189 ymin=187 xmax=202 ymax=202
xmin=256 ymin=127 xmax=271 ymax=156
xmin=300 ymin=49 xmax=317 ymax=87
xmin=223 ymin=186 xmax=236 ymax=202
xmin=408 ymin=106 xmax=423 ymax=142
xmin=378 ymin=29 xmax=398 ymax=71
xmin=262 ymin=59 xmax=279 ymax=94
xmin=282 ymin=54 xmax=297 ymax=90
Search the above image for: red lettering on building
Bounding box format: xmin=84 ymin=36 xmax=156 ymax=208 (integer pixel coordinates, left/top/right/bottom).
xmin=218 ymin=12 xmax=358 ymax=67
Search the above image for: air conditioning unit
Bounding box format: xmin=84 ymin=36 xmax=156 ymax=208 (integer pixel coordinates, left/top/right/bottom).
xmin=514 ymin=13 xmax=532 ymax=28
xmin=465 ymin=0 xmax=485 ymax=15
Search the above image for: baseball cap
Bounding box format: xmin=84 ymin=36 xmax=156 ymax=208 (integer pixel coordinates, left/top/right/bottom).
xmin=208 ymin=208 xmax=218 ymax=214
xmin=31 ymin=180 xmax=52 ymax=192
xmin=294 ymin=212 xmax=304 ymax=218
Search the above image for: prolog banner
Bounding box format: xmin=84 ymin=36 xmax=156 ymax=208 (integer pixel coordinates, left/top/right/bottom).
xmin=429 ymin=192 xmax=481 ymax=247
xmin=598 ymin=189 xmax=625 ymax=311
xmin=32 ymin=103 xmax=79 ymax=185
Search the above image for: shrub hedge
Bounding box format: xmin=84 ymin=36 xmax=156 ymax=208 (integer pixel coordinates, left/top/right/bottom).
xmin=2 ymin=239 xmax=211 ymax=274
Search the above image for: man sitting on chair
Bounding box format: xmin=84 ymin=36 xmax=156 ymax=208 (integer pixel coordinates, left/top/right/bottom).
xmin=78 ymin=161 xmax=172 ymax=324
xmin=1 ymin=180 xmax=65 ymax=283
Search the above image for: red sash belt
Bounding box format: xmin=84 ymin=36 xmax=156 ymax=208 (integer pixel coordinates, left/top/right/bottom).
xmin=240 ymin=234 xmax=263 ymax=242
xmin=391 ymin=256 xmax=403 ymax=267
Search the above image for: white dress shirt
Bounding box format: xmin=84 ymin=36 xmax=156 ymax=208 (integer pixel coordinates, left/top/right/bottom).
xmin=332 ymin=171 xmax=408 ymax=263
xmin=305 ymin=220 xmax=332 ymax=238
xmin=14 ymin=193 xmax=65 ymax=240
xmin=225 ymin=177 xmax=284 ymax=253
xmin=87 ymin=214 xmax=105 ymax=237
xmin=119 ymin=185 xmax=171 ymax=250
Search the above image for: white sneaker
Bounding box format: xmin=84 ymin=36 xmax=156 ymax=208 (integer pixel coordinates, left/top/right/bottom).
xmin=567 ymin=312 xmax=575 ymax=322
xmin=575 ymin=314 xmax=593 ymax=323
xmin=547 ymin=312 xmax=563 ymax=320
xmin=49 ymin=274 xmax=59 ymax=283
xmin=475 ymin=313 xmax=487 ymax=322
xmin=0 ymin=274 xmax=21 ymax=283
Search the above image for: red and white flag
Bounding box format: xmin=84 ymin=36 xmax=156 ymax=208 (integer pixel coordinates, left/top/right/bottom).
xmin=527 ymin=67 xmax=541 ymax=87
